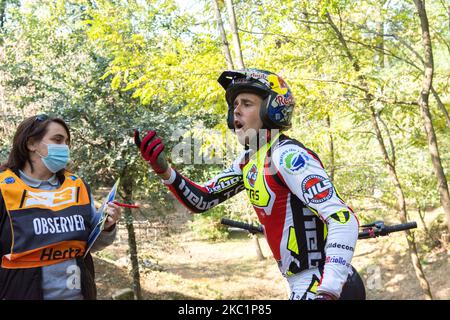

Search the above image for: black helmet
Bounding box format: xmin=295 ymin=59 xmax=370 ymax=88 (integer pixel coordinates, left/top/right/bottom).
xmin=217 ymin=68 xmax=295 ymax=130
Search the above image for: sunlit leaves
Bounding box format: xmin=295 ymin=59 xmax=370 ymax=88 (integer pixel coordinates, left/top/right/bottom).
xmin=1 ymin=0 xmax=448 ymax=221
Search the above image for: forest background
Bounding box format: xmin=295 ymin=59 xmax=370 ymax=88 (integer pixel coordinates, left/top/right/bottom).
xmin=0 ymin=0 xmax=448 ymax=300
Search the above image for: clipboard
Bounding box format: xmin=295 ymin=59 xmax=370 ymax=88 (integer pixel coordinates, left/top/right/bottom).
xmin=84 ymin=178 xmax=120 ymax=257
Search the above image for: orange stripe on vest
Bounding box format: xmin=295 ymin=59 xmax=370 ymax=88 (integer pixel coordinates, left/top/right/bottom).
xmin=1 ymin=240 xmax=86 ymax=269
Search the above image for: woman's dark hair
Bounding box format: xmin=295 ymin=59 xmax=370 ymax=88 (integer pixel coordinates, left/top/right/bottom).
xmin=0 ymin=114 xmax=71 ymax=179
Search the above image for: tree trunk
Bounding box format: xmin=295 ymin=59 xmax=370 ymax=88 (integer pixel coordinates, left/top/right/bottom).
xmin=121 ymin=171 xmax=142 ymax=300
xmin=408 ymin=232 xmax=434 ymax=299
xmin=246 ymin=214 xmax=264 ymax=260
xmin=376 ymin=111 xmax=396 ymax=167
xmin=224 ymin=0 xmax=245 ymax=69
xmin=252 ymin=234 xmax=265 ymax=261
xmin=448 ymin=4 xmax=450 ymax=32
xmin=417 ymin=205 xmax=433 ymax=243
xmin=326 ymin=115 xmax=335 ymax=182
xmin=369 ymin=105 xmax=433 ymax=300
xmin=0 ymin=0 xmax=6 ymax=30
xmin=413 ymin=0 xmax=450 ymax=233
xmin=211 ymin=0 xmax=234 ymax=70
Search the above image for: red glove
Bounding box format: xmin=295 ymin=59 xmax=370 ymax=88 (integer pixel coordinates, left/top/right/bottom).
xmin=134 ymin=130 xmax=169 ymax=174
xmin=314 ymin=292 xmax=338 ymax=300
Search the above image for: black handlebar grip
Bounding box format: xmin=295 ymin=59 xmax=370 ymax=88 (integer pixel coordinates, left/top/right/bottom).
xmin=358 ymin=221 xmax=417 ymax=239
xmin=382 ymin=221 xmax=417 ymax=235
xmin=221 ymin=218 xmax=264 ymax=234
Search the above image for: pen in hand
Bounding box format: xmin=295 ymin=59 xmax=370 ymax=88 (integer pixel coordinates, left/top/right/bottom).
xmin=112 ymin=201 xmax=140 ymax=209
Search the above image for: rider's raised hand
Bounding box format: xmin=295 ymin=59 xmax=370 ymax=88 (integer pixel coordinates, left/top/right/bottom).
xmin=134 ymin=130 xmax=169 ymax=174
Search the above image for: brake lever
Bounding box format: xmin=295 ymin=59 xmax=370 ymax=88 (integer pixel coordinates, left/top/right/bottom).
xmin=361 ymin=220 xmax=385 ymax=228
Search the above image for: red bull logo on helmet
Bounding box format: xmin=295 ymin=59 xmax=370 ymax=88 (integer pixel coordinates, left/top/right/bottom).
xmin=275 ymin=94 xmax=294 ymax=106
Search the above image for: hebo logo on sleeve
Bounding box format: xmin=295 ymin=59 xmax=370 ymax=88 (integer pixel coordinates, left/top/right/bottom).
xmin=206 ymin=176 xmax=242 ymax=194
xmin=279 ymin=148 xmax=310 ymax=175
xmin=301 ymin=175 xmax=334 ymax=204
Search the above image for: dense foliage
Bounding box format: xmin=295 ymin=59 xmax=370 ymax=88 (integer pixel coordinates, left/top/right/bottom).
xmin=1 ymin=0 xmax=448 ymax=235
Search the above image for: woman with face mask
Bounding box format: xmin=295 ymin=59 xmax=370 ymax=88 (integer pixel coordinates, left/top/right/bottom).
xmin=0 ymin=114 xmax=122 ymax=300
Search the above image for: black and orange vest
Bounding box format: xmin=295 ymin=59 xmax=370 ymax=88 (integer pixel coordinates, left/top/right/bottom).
xmin=0 ymin=169 xmax=92 ymax=269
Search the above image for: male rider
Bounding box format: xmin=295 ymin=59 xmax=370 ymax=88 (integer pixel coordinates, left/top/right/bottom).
xmin=135 ymin=69 xmax=359 ymax=300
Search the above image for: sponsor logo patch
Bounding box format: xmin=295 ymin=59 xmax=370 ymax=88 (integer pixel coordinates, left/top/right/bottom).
xmin=40 ymin=247 xmax=83 ymax=261
xmin=246 ymin=164 xmax=258 ymax=188
xmin=326 ymin=242 xmax=354 ymax=252
xmin=325 ymin=256 xmax=351 ymax=268
xmin=24 ymin=187 xmax=78 ymax=208
xmin=279 ymin=148 xmax=309 ymax=175
xmin=330 ymin=209 xmax=351 ymax=224
xmin=2 ymin=177 xmax=15 ymax=184
xmin=301 ymin=175 xmax=333 ymax=204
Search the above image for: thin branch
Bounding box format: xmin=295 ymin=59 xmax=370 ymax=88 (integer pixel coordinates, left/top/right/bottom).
xmin=299 ymin=77 xmax=368 ymax=93
xmin=377 ymin=110 xmax=396 ymax=167
xmin=211 ymin=0 xmax=234 ymax=69
xmin=296 ymin=18 xmax=328 ymax=25
xmin=430 ymin=25 xmax=450 ymax=54
xmin=345 ymin=38 xmax=424 ymax=72
xmin=325 ymin=12 xmax=361 ymax=72
xmin=343 ymin=193 xmax=397 ymax=210
xmin=237 ymin=27 xmax=322 ymax=44
xmin=299 ymin=77 xmax=419 ymax=106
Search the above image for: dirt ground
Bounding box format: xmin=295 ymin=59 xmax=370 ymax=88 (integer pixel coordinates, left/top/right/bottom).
xmin=92 ymin=207 xmax=449 ymax=300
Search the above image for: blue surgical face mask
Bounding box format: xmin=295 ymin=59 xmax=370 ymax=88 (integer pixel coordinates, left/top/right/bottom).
xmin=37 ymin=143 xmax=70 ymax=173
